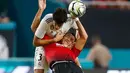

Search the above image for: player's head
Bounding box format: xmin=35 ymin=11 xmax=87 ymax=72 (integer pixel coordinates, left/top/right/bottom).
xmin=53 ymin=8 xmax=67 ymax=30
xmin=62 ymin=32 xmax=76 ymax=49
xmin=91 ymin=34 xmax=101 ymax=45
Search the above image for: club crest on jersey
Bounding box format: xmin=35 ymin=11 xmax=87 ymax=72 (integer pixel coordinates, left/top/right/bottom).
xmin=50 ymin=24 xmax=54 ymax=30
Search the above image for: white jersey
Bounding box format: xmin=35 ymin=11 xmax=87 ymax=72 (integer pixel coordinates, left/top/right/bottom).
xmin=35 ymin=13 xmax=78 ymax=39
xmin=34 ymin=13 xmax=78 ymax=73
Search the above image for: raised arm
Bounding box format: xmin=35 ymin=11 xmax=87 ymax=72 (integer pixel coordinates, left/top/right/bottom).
xmin=33 ymin=32 xmax=64 ymax=46
xmin=31 ymin=0 xmax=46 ymax=32
xmin=75 ymin=18 xmax=88 ymax=51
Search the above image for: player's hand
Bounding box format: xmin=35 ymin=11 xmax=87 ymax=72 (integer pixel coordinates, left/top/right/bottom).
xmin=54 ymin=32 xmax=64 ymax=42
xmin=71 ymin=15 xmax=77 ymax=19
xmin=71 ymin=15 xmax=80 ymax=22
xmin=38 ymin=0 xmax=46 ymax=10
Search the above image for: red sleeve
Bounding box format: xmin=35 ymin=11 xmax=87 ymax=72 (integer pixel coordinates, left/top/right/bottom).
xmin=72 ymin=46 xmax=81 ymax=57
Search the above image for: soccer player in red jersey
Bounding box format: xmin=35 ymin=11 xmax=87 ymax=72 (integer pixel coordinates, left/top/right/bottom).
xmin=33 ymin=17 xmax=88 ymax=73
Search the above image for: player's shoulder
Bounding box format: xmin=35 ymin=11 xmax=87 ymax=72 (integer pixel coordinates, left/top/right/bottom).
xmin=44 ymin=13 xmax=53 ymax=19
xmin=42 ymin=13 xmax=53 ymax=24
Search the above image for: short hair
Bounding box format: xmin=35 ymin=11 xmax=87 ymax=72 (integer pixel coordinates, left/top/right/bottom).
xmin=65 ymin=32 xmax=76 ymax=42
xmin=91 ymin=34 xmax=101 ymax=42
xmin=53 ymin=8 xmax=67 ymax=26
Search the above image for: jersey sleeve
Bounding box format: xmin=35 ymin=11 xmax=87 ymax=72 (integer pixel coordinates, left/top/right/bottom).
xmin=72 ymin=21 xmax=78 ymax=29
xmin=60 ymin=22 xmax=72 ymax=34
xmin=72 ymin=46 xmax=81 ymax=57
xmin=67 ymin=14 xmax=78 ymax=30
xmin=35 ymin=14 xmax=52 ymax=39
xmin=60 ymin=18 xmax=78 ymax=34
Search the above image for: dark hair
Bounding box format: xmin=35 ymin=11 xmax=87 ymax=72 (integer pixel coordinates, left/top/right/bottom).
xmin=91 ymin=34 xmax=101 ymax=42
xmin=65 ymin=28 xmax=76 ymax=41
xmin=53 ymin=8 xmax=67 ymax=26
xmin=68 ymin=28 xmax=76 ymax=37
xmin=65 ymin=32 xmax=76 ymax=42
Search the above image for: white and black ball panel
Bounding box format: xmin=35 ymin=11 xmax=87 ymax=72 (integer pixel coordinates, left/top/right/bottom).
xmin=68 ymin=1 xmax=86 ymax=17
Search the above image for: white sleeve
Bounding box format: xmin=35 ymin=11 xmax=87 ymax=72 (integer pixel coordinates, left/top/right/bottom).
xmin=60 ymin=19 xmax=78 ymax=34
xmin=60 ymin=22 xmax=71 ymax=34
xmin=66 ymin=14 xmax=78 ymax=30
xmin=35 ymin=18 xmax=48 ymax=39
xmin=72 ymin=21 xmax=78 ymax=29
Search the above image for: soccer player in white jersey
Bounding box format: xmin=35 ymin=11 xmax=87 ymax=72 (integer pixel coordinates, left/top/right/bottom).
xmin=31 ymin=0 xmax=81 ymax=73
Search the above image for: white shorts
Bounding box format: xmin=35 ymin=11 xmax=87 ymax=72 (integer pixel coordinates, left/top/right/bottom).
xmin=34 ymin=46 xmax=52 ymax=73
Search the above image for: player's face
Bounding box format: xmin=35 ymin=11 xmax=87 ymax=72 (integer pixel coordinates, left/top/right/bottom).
xmin=62 ymin=33 xmax=75 ymax=49
xmin=55 ymin=24 xmax=60 ymax=30
xmin=54 ymin=21 xmax=63 ymax=30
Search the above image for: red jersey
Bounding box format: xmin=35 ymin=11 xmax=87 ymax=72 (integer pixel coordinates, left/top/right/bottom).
xmin=42 ymin=35 xmax=81 ymax=65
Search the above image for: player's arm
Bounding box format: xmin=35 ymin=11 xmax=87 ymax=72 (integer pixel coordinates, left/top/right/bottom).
xmin=75 ymin=18 xmax=88 ymax=51
xmin=31 ymin=9 xmax=44 ymax=32
xmin=33 ymin=19 xmax=64 ymax=46
xmin=31 ymin=0 xmax=46 ymax=32
xmin=33 ymin=20 xmax=52 ymax=46
xmin=33 ymin=36 xmax=55 ymax=46
xmin=33 ymin=33 xmax=64 ymax=46
xmin=72 ymin=21 xmax=80 ymax=40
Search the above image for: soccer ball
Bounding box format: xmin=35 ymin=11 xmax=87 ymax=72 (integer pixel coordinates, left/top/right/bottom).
xmin=68 ymin=0 xmax=86 ymax=17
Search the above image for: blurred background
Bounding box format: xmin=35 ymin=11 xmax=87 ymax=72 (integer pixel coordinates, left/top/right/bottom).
xmin=0 ymin=0 xmax=130 ymax=73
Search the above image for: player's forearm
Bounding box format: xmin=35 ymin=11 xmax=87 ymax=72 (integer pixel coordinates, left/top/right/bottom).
xmin=33 ymin=36 xmax=56 ymax=46
xmin=75 ymin=30 xmax=80 ymax=40
xmin=36 ymin=39 xmax=55 ymax=46
xmin=75 ymin=18 xmax=88 ymax=40
xmin=31 ymin=9 xmax=44 ymax=33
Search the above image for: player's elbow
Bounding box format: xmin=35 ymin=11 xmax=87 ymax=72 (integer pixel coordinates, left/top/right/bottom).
xmin=80 ymin=35 xmax=88 ymax=46
xmin=31 ymin=24 xmax=36 ymax=33
xmin=33 ymin=40 xmax=40 ymax=47
xmin=84 ymin=34 xmax=88 ymax=40
xmin=33 ymin=36 xmax=39 ymax=46
xmin=33 ymin=39 xmax=37 ymax=46
xmin=81 ymin=34 xmax=88 ymax=41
